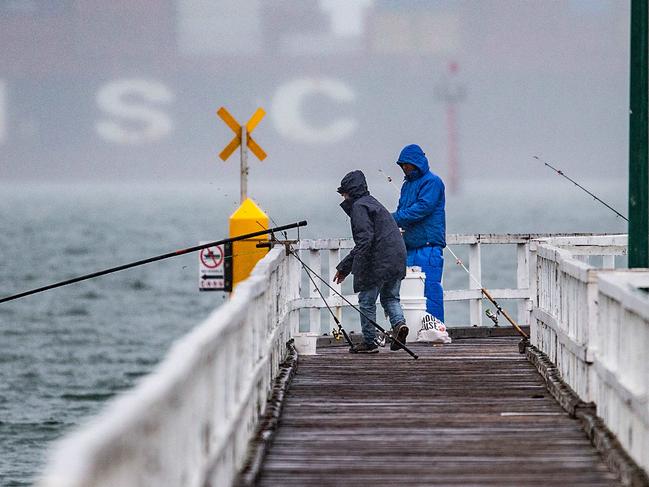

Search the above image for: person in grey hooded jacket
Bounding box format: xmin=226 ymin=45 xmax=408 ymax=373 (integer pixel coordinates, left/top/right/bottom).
xmin=334 ymin=170 xmax=409 ymax=353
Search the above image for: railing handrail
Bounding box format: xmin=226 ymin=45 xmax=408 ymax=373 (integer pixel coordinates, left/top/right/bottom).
xmin=295 ymin=233 xmax=626 ymax=331
xmin=298 ymin=233 xmax=627 ymax=249
xmin=598 ymin=271 xmax=649 ymax=320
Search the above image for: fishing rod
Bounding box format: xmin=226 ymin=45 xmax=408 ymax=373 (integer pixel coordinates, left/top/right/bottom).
xmin=0 ymin=221 xmax=307 ymax=305
xmin=533 ymin=155 xmax=628 ymax=222
xmin=258 ymin=217 xmax=356 ymax=352
xmin=379 ymin=169 xmax=529 ymax=340
xmin=444 ymin=246 xmax=528 ymax=340
xmin=260 ymin=216 xmax=415 ymax=357
xmin=300 ymin=259 xmax=357 ymax=352
xmin=287 ymin=248 xmax=418 ymax=360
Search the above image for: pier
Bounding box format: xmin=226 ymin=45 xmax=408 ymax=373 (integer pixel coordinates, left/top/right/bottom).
xmin=36 ymin=235 xmax=649 ymax=487
xmin=253 ymin=338 xmax=619 ymax=487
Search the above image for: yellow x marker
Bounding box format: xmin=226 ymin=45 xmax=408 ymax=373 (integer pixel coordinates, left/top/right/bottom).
xmin=217 ymin=107 xmax=267 ymax=161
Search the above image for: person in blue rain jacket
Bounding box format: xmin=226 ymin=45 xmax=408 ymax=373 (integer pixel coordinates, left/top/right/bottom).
xmin=392 ymin=144 xmax=446 ymax=322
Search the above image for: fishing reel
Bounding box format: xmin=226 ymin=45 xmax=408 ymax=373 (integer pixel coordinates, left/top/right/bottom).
xmin=332 ymin=328 xmax=342 ymax=340
xmin=374 ymin=331 xmax=387 ymax=348
xmin=485 ymin=308 xmax=500 ymax=327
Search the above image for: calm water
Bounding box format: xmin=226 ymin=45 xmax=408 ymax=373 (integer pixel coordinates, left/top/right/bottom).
xmin=0 ymin=179 xmax=627 ymax=486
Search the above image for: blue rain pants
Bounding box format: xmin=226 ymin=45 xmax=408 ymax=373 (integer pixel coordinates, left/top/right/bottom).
xmin=407 ymin=246 xmax=444 ymax=322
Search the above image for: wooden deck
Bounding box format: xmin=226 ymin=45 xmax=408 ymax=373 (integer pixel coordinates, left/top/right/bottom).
xmin=255 ymin=337 xmax=620 ymax=486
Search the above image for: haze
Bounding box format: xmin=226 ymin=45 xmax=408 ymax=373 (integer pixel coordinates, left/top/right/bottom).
xmin=0 ymin=1 xmax=630 ymax=189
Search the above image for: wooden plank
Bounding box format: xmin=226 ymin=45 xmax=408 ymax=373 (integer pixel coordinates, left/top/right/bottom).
xmin=255 ymin=338 xmax=620 ymax=486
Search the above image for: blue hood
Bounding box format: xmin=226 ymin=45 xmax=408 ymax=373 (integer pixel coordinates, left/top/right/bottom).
xmin=396 ymin=144 xmax=429 ymax=180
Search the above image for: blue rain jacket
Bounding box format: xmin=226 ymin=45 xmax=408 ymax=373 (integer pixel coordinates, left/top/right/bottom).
xmin=392 ymin=144 xmax=446 ymax=250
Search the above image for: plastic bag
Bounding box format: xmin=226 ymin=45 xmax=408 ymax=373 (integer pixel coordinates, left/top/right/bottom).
xmin=416 ymin=314 xmax=452 ymax=344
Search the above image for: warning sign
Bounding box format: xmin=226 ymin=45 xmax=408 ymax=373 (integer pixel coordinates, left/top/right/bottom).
xmin=198 ymin=241 xmax=232 ymax=291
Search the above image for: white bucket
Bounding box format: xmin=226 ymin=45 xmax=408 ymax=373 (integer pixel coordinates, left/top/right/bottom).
xmin=401 ymin=297 xmax=427 ymax=342
xmin=293 ymin=333 xmax=318 ymax=355
xmin=402 ymin=266 xmax=426 ymax=299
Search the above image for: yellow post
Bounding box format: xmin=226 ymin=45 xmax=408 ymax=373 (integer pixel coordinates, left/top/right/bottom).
xmin=229 ymin=198 xmax=270 ymax=290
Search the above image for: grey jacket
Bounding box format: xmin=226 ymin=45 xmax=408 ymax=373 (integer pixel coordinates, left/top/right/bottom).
xmin=336 ymin=170 xmax=407 ymax=292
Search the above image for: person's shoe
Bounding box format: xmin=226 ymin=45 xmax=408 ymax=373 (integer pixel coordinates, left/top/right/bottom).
xmin=390 ymin=322 xmax=409 ymax=351
xmin=355 ymin=341 xmax=379 ymax=354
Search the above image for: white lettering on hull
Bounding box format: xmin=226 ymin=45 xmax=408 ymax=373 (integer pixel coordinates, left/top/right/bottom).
xmin=271 ymin=78 xmax=357 ymax=144
xmin=95 ymin=79 xmax=174 ymax=145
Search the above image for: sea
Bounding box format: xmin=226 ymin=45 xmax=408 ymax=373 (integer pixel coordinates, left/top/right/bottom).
xmin=0 ymin=178 xmax=628 ymax=486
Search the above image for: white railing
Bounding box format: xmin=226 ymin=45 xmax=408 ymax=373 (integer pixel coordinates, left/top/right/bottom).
xmin=37 ymin=246 xmax=301 ymax=487
xmin=531 ymin=234 xmax=649 ymax=472
xmin=531 ymin=235 xmax=626 ymax=400
xmin=292 ymin=234 xmax=589 ymax=336
xmin=593 ymin=271 xmax=649 ymax=471
xmin=36 ymin=232 xmax=649 ymax=486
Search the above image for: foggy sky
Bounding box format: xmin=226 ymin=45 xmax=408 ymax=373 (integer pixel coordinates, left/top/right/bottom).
xmin=0 ymin=1 xmax=631 ymax=186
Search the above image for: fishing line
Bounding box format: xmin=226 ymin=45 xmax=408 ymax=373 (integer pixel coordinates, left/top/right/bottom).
xmin=259 ymin=217 xmax=357 ymax=350
xmin=533 ymin=155 xmax=628 ymax=222
xmin=300 ymin=259 xmax=357 ymax=351
xmin=287 ymin=248 xmax=418 ymax=359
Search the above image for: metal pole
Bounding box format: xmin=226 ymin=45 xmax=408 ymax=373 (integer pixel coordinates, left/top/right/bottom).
xmin=629 ymin=0 xmax=649 ymax=268
xmin=240 ymin=125 xmax=249 ymax=203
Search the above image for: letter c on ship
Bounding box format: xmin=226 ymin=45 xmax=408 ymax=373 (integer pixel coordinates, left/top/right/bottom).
xmin=271 ymin=78 xmax=357 ymax=144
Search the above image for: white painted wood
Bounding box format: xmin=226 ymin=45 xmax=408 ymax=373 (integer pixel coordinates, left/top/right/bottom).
xmin=308 ymin=249 xmax=322 ymax=335
xmin=593 ymin=271 xmax=649 ymax=473
xmin=528 ymin=241 xmax=539 ymax=340
xmin=469 ymin=242 xmax=483 ymax=327
xmin=298 ymin=238 xmax=354 ymax=250
xmin=37 ymin=247 xmax=299 ymax=487
xmin=328 ymin=248 xmax=343 ymax=328
xmin=530 ymin=235 xmax=649 ymax=474
xmin=602 ymin=255 xmax=616 ymax=269
xmin=302 ymin=234 xmax=626 ymax=250
xmin=517 ymin=243 xmax=530 ymax=327
xmin=533 ymin=243 xmax=595 ymax=399
xmin=541 ymin=234 xmax=627 ymax=247
xmin=443 ymin=288 xmax=529 ymax=301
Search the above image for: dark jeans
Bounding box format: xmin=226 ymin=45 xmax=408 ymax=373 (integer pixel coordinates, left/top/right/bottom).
xmin=357 ymin=278 xmax=405 ymax=344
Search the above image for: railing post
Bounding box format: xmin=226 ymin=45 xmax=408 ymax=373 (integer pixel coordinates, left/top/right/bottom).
xmin=469 ymin=241 xmax=483 ymax=326
xmin=528 ymin=240 xmax=538 ymax=343
xmin=328 ymin=246 xmax=343 ymax=330
xmin=517 ymin=242 xmax=530 ymax=327
xmin=309 ymin=249 xmax=322 ymax=335
xmin=289 ymin=252 xmax=301 ymax=337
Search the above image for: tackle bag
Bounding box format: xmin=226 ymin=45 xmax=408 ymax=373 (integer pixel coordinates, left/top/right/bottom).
xmin=416 ymin=314 xmax=451 ymax=344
